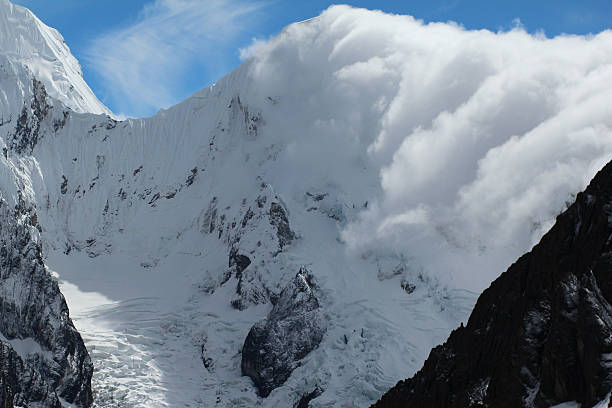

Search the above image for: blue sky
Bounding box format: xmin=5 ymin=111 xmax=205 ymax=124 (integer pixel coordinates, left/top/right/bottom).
xmin=13 ymin=0 xmax=612 ymax=118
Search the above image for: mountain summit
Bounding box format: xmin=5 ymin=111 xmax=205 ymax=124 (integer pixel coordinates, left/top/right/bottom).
xmin=0 ymin=0 xmax=109 ymax=116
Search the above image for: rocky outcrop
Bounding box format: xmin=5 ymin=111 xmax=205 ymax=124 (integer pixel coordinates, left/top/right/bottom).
xmin=294 ymin=385 xmax=324 ymax=408
xmin=373 ymin=160 xmax=612 ymax=408
xmin=0 ymin=198 xmax=93 ymax=407
xmin=269 ymin=202 xmax=294 ymax=249
xmin=10 ymin=78 xmax=51 ymax=154
xmin=241 ymin=267 xmax=325 ymax=397
xmin=0 ymin=340 xmax=62 ymax=408
xmin=222 ymin=187 xmax=297 ymax=310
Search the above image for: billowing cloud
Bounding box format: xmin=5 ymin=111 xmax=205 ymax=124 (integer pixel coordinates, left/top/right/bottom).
xmin=243 ymin=6 xmax=612 ymax=290
xmin=86 ymin=0 xmax=266 ymax=117
xmin=238 ymin=37 xmax=268 ymax=61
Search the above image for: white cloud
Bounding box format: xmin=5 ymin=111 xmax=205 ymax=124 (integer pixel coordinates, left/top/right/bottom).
xmin=238 ymin=37 xmax=268 ymax=61
xmin=86 ymin=0 xmax=266 ymax=117
xmin=239 ymin=5 xmax=612 ymax=291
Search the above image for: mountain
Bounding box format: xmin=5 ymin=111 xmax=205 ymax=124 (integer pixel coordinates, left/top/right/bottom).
xmin=0 ymin=3 xmax=98 ymax=406
xmin=0 ymin=4 xmax=466 ymax=404
xmin=0 ymin=1 xmax=611 ymax=407
xmin=372 ymin=160 xmax=612 ymax=407
xmin=0 ymin=0 xmax=109 ymax=116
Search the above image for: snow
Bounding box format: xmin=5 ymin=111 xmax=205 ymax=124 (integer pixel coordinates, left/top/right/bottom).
xmin=20 ymin=77 xmax=474 ymax=404
xmin=1 ymin=1 xmax=612 ymax=407
xmin=550 ymin=403 xmax=581 ymax=408
xmin=0 ymin=332 xmax=53 ymax=362
xmin=593 ymin=394 xmax=612 ymax=408
xmin=549 ymin=393 xmax=612 ymax=408
xmin=0 ymin=0 xmax=110 ymax=116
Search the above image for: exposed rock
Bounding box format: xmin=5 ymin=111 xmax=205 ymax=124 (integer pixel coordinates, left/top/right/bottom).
xmin=229 ymin=248 xmax=252 ymax=277
xmin=229 ymin=95 xmax=262 ymax=138
xmin=201 ymin=197 xmax=218 ymax=234
xmin=400 ymin=279 xmax=416 ymax=294
xmin=10 ymin=78 xmax=50 ymax=154
xmin=199 ymin=336 xmax=214 ymax=372
xmin=0 ymin=340 xmax=62 ymax=408
xmin=306 ymin=192 xmax=328 ymax=202
xmin=294 ymin=385 xmax=324 ymax=408
xmin=60 ymin=176 xmax=68 ymax=195
xmin=221 ymin=190 xmax=298 ymax=310
xmin=0 ymin=199 xmax=93 ymax=407
xmin=185 ymin=167 xmax=198 ymax=186
xmin=241 ymin=207 xmax=254 ymax=228
xmin=228 ymin=248 xmax=263 ymax=310
xmin=241 ymin=267 xmax=325 ymax=397
xmin=231 ymin=273 xmax=269 ymax=311
xmin=269 ymin=202 xmax=295 ymax=249
xmin=52 ymin=110 xmax=69 ymax=133
xmin=372 ymin=160 xmax=612 ymax=408
xmin=304 ymin=192 xmax=348 ymax=223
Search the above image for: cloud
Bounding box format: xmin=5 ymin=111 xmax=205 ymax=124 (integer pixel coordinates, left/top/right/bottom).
xmin=238 ymin=37 xmax=268 ymax=61
xmin=86 ymin=0 xmax=266 ymax=117
xmin=239 ymin=5 xmax=612 ymax=291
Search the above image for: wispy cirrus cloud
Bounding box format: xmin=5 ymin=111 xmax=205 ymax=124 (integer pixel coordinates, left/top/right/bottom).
xmin=86 ymin=0 xmax=267 ymax=118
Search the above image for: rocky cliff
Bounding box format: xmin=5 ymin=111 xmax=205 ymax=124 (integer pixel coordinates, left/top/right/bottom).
xmin=373 ymin=160 xmax=612 ymax=407
xmin=241 ymin=267 xmax=325 ymax=397
xmin=0 ymin=32 xmax=93 ymax=406
xmin=0 ymin=193 xmax=93 ymax=407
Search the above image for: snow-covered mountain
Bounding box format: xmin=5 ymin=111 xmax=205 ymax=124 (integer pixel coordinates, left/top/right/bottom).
xmin=0 ymin=0 xmax=109 ymax=117
xmin=0 ymin=1 xmax=611 ymax=407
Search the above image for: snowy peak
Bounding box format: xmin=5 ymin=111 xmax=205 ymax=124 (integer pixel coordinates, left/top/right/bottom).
xmin=0 ymin=0 xmax=110 ymax=115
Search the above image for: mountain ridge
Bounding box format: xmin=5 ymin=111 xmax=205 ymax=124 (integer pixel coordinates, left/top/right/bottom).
xmin=0 ymin=0 xmax=110 ymax=116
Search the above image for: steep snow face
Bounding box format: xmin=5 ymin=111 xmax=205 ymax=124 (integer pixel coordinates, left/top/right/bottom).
xmin=2 ymin=2 xmax=612 ymax=408
xmin=17 ymin=60 xmax=470 ymax=407
xmin=0 ymin=0 xmax=110 ymax=116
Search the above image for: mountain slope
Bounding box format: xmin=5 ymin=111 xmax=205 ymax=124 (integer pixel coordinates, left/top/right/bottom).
xmin=372 ymin=159 xmax=612 ymax=407
xmin=0 ymin=2 xmax=612 ymax=407
xmin=0 ymin=76 xmax=93 ymax=406
xmin=0 ymin=0 xmax=109 ymax=116
xmin=22 ymin=59 xmax=461 ymax=407
xmin=0 ymin=188 xmax=93 ymax=407
xmin=0 ymin=3 xmax=98 ymax=405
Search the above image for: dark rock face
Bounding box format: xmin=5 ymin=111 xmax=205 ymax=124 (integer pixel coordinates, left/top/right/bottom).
xmin=228 ymin=248 xmax=258 ymax=310
xmin=294 ymin=385 xmax=324 ymax=408
xmin=10 ymin=78 xmax=50 ymax=154
xmin=269 ymin=202 xmax=295 ymax=249
xmin=0 ymin=340 xmax=62 ymax=408
xmin=0 ymin=199 xmax=93 ymax=407
xmin=373 ymin=160 xmax=612 ymax=408
xmin=229 ymin=248 xmax=252 ymax=277
xmin=241 ymin=267 xmax=326 ymax=397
